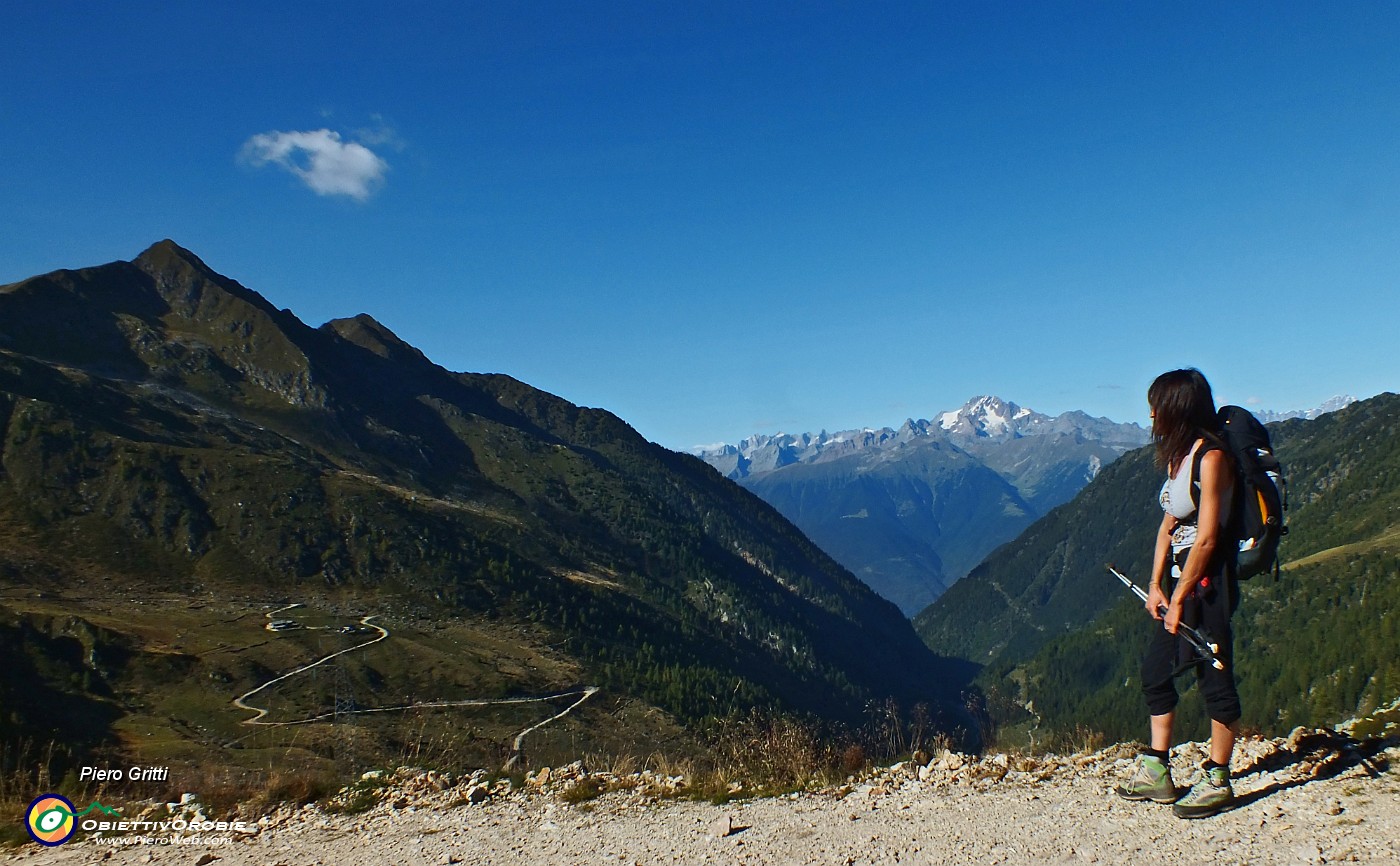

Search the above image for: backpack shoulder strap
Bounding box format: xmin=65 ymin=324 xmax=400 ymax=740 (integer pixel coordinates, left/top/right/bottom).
xmin=1188 ymin=438 xmax=1223 ymax=509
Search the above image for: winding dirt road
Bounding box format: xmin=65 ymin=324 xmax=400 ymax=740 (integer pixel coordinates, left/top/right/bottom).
xmin=231 ymin=606 xmax=598 ymax=755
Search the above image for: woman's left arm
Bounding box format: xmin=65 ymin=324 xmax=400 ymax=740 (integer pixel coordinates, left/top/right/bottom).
xmin=1165 ymin=449 xmax=1232 ymax=634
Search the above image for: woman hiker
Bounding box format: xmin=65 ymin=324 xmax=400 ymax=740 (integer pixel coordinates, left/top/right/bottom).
xmin=1117 ymin=368 xmax=1240 ymax=819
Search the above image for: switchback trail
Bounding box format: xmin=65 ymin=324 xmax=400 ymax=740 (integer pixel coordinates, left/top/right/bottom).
xmin=231 ymin=613 xmax=390 ymax=726
xmin=231 ymin=607 xmax=598 ymax=754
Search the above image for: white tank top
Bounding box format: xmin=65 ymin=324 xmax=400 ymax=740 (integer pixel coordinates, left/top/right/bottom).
xmin=1160 ymin=439 xmax=1203 ymax=522
xmin=1159 ymin=438 xmax=1229 ymax=553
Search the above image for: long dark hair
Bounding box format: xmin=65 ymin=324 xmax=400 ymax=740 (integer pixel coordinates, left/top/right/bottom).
xmin=1147 ymin=368 xmax=1225 ymax=473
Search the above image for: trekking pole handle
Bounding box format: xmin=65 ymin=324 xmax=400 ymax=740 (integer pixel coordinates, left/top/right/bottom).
xmin=1106 ymin=564 xmax=1224 ymax=670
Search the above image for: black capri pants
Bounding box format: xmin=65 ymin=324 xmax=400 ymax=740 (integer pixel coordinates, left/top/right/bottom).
xmin=1140 ymin=548 xmax=1241 ymax=725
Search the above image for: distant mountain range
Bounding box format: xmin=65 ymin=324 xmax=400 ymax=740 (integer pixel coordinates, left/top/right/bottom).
xmin=1252 ymin=395 xmax=1356 ymax=423
xmin=696 ymin=396 xmax=1147 ymax=482
xmin=0 ymin=241 xmax=970 ymax=772
xmin=696 ymin=397 xmax=1150 ymax=614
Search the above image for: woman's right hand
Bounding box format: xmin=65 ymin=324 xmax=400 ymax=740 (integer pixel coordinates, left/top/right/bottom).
xmin=1146 ymin=584 xmax=1169 ymax=621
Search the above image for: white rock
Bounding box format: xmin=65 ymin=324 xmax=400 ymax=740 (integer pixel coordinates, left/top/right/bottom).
xmin=709 ymin=813 xmax=735 ymax=838
xmin=465 ymin=785 xmax=490 ymax=805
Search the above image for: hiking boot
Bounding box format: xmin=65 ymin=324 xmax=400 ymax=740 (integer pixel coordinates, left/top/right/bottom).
xmin=1116 ymin=755 xmax=1177 ymax=803
xmin=1173 ymin=766 xmax=1235 ymax=819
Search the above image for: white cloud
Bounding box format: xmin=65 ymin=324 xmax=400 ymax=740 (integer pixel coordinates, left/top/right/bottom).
xmin=241 ymin=129 xmax=389 ymax=202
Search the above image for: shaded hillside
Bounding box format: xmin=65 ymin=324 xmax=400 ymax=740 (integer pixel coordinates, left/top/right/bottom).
xmin=914 ymin=393 xmax=1400 ymax=743
xmin=911 ymin=445 xmax=1163 ymax=664
xmin=742 ymin=440 xmax=1036 ymax=614
xmin=0 ymin=242 xmax=970 ymax=769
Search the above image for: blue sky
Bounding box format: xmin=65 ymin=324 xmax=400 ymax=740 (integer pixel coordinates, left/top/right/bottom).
xmin=3 ymin=3 xmax=1397 ymax=450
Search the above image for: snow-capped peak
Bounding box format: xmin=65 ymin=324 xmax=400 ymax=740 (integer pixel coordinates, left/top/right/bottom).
xmin=938 ymin=395 xmax=1049 ymax=440
xmin=1251 ymin=395 xmax=1357 ymax=424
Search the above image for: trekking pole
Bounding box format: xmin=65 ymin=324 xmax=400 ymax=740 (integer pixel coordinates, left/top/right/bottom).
xmin=1106 ymin=565 xmax=1223 ymax=671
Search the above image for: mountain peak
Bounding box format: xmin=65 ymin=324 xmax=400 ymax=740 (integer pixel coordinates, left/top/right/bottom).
xmin=938 ymin=395 xmax=1045 ymax=439
xmin=135 ymin=238 xmax=209 ymax=267
xmin=118 ymin=241 xmax=325 ymax=406
xmin=322 ymin=313 xmax=430 ymax=366
xmin=127 ymin=238 xmax=293 ymax=328
xmin=132 ymin=239 xmax=227 ymax=290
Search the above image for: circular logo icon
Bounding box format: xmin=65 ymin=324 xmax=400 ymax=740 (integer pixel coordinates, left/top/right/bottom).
xmin=25 ymin=794 xmax=77 ymax=846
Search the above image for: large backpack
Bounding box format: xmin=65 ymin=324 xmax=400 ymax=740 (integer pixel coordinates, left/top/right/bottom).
xmin=1215 ymin=405 xmax=1288 ymax=579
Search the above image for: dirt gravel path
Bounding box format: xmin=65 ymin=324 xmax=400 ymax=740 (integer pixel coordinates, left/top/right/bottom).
xmin=7 ymin=731 xmax=1397 ymax=866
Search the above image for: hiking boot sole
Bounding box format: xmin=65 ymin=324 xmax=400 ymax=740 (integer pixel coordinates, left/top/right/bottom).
xmin=1173 ymin=800 xmax=1235 ymax=819
xmin=1116 ymin=786 xmax=1178 ymax=804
